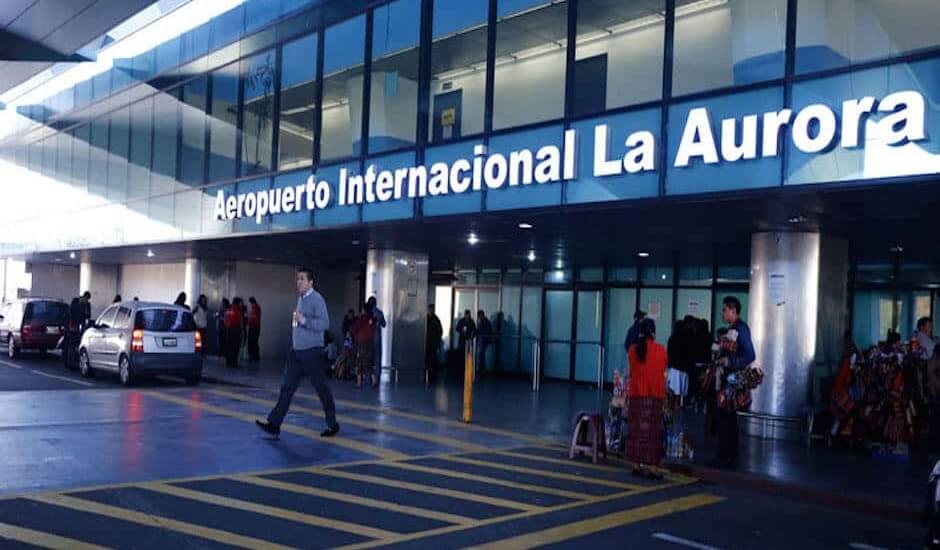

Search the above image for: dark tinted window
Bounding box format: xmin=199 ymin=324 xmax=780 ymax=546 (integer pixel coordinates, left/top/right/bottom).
xmin=135 ymin=309 xmax=196 ymax=332
xmin=24 ymin=301 xmax=68 ymax=325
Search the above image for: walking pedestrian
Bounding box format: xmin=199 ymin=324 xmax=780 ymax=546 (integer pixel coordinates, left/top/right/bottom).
xmin=79 ymin=291 xmax=92 ymax=329
xmin=351 ymin=306 xmax=377 ymax=388
xmin=247 ymin=297 xmax=262 ymax=361
xmin=426 ymin=304 xmax=443 ymax=382
xmin=624 ymin=319 xmax=667 ymax=479
xmin=224 ymin=297 xmax=244 ymax=368
xmin=256 ymin=268 xmax=339 ymax=439
xmin=476 ymin=310 xmax=492 ymax=369
xmin=366 ymin=297 xmax=386 ymax=387
xmin=456 ymin=310 xmax=476 ymax=354
xmin=193 ymin=295 xmax=209 ymax=357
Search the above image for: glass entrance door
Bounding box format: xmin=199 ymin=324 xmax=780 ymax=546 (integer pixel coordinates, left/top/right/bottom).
xmin=574 ymin=290 xmax=603 ymax=383
xmin=543 ymin=290 xmax=573 ymax=380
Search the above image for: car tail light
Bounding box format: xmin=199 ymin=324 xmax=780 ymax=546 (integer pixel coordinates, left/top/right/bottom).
xmin=194 ymin=330 xmax=202 ymax=352
xmin=21 ymin=325 xmax=31 ymax=336
xmin=131 ymin=329 xmax=144 ymax=352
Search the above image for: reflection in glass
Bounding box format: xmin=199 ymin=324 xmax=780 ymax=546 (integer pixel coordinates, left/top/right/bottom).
xmin=89 ymin=117 xmax=109 ymax=199
xmin=606 ymin=288 xmax=637 ymax=380
xmin=544 ymin=290 xmax=573 ymax=380
xmin=574 ymin=290 xmax=602 ymax=383
xmin=574 ymin=0 xmax=664 ymax=117
xmin=369 ymin=0 xmax=421 ymax=153
xmin=428 ymin=0 xmax=488 ymax=142
xmin=796 ymin=1 xmax=940 ymax=73
xmin=493 ymin=0 xmax=567 ymax=130
xmin=500 ymin=286 xmax=521 ymax=371
xmin=107 ymin=107 xmax=130 ymax=202
xmin=673 ymin=0 xmax=786 ymax=96
xmin=321 ymin=16 xmax=366 ymax=162
xmin=278 ymin=34 xmax=318 ymax=170
xmin=152 ymin=89 xmax=180 ymax=196
xmin=128 ymin=98 xmax=153 ymax=201
xmin=182 ymin=77 xmax=208 ymax=186
xmin=209 ymin=63 xmax=239 ymax=182
xmin=241 ymin=50 xmax=276 ymax=175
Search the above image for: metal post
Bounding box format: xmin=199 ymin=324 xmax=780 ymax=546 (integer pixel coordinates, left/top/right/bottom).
xmin=596 ymin=344 xmax=605 ymax=392
xmin=531 ymin=340 xmax=541 ymax=392
xmin=463 ymin=340 xmax=474 ymax=423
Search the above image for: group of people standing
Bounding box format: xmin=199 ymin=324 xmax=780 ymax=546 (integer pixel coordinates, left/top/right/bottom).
xmin=620 ymin=296 xmax=756 ymax=477
xmin=212 ymin=295 xmax=263 ymax=368
xmin=336 ymin=297 xmax=386 ymax=388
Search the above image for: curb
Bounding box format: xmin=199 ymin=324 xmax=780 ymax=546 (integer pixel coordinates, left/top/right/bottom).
xmin=663 ymin=461 xmax=922 ymax=524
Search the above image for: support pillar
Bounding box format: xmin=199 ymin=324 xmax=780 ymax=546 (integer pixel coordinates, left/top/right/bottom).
xmin=365 ymin=249 xmax=429 ymax=378
xmin=184 ymin=258 xmax=202 ymax=309
xmin=79 ymin=261 xmax=120 ymax=318
xmin=745 ymin=232 xmax=848 ymax=441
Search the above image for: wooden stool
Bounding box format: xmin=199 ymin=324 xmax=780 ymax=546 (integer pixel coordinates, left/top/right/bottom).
xmin=569 ymin=413 xmax=607 ymax=464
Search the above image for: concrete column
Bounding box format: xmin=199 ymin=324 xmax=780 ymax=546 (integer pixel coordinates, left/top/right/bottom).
xmin=745 ymin=233 xmax=848 ymax=440
xmin=184 ymin=258 xmax=201 ymax=309
xmin=79 ymin=261 xmax=120 ymax=318
xmin=365 ymin=249 xmax=429 ymax=377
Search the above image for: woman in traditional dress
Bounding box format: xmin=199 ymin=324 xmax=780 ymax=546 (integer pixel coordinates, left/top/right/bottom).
xmin=624 ymin=318 xmax=668 ymax=479
xmin=350 ymin=308 xmax=376 ymax=388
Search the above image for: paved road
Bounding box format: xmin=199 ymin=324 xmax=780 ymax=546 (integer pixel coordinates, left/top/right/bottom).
xmin=0 ymin=353 xmax=925 ymax=549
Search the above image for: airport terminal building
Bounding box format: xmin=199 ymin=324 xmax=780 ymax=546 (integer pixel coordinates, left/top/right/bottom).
xmin=1 ymin=0 xmax=940 ymax=431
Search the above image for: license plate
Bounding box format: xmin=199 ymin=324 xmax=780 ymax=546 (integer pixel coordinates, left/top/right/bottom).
xmin=162 ymin=337 xmax=177 ymax=347
xmin=46 ymin=327 xmax=60 ymax=335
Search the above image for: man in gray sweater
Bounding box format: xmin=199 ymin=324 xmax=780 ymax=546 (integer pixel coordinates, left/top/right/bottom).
xmin=256 ymin=267 xmax=340 ymax=438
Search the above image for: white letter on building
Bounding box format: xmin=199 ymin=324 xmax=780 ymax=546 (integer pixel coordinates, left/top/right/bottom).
xmin=428 ymin=162 xmax=449 ymax=196
xmin=841 ymin=97 xmax=876 ymax=148
xmin=674 ymin=108 xmax=719 ymax=167
xmin=792 ymin=104 xmax=837 ymax=154
xmin=721 ymin=115 xmax=758 ymax=162
xmin=314 ymin=179 xmax=331 ymax=209
xmin=593 ymin=125 xmax=622 ymax=177
xmin=376 ymin=169 xmax=394 ymax=202
xmin=450 ymin=159 xmax=472 ymax=193
xmin=624 ymin=131 xmax=656 ymax=174
xmin=563 ymin=129 xmax=576 ymax=179
xmin=761 ymin=109 xmax=792 ymax=158
xmin=534 ymin=145 xmax=561 ymax=184
xmin=877 ymin=90 xmax=926 ymax=145
xmin=214 ymin=190 xmax=227 ymax=220
xmin=484 ymin=153 xmax=508 ymax=189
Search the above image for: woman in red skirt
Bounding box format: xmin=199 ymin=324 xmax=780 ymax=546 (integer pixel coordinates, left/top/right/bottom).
xmin=625 ymin=318 xmax=668 ymax=479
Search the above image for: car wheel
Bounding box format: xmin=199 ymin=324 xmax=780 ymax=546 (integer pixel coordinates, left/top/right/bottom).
xmin=7 ymin=335 xmax=17 ymax=359
xmin=119 ymin=355 xmax=133 ymax=387
xmin=79 ymin=349 xmax=94 ymax=378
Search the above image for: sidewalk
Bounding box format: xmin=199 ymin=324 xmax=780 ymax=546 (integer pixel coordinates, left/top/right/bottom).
xmin=200 ymin=357 xmax=926 ymax=522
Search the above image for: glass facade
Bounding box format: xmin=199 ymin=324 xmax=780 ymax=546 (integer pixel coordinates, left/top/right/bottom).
xmin=0 ymin=0 xmax=939 ymax=258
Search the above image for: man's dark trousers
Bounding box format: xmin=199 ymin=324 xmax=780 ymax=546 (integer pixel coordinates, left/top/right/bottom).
xmin=269 ymin=347 xmax=337 ymax=430
xmin=716 ymin=407 xmax=739 ymax=463
xmin=248 ymin=326 xmax=260 ymax=360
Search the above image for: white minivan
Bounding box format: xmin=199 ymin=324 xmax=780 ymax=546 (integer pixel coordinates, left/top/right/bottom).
xmin=79 ymin=302 xmax=203 ymax=386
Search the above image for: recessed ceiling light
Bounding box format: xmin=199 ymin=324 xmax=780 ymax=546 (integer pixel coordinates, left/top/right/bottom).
xmin=146 ymin=249 xmax=155 ymax=258
xmin=787 ymin=215 xmax=806 ymax=224
xmin=637 ymin=252 xmax=650 ymax=258
xmin=661 ymin=274 xmax=668 ymax=280
xmin=352 ymin=239 xmax=360 ymax=246
xmin=889 ymin=245 xmax=904 ymax=254
xmin=527 ymin=250 xmax=536 ymax=262
xmin=68 ymin=252 xmax=76 ymax=260
xmin=467 ymin=233 xmax=479 ymax=245
xmin=518 ymin=222 xmax=533 ymax=229
xmin=555 ymin=259 xmax=564 ymax=269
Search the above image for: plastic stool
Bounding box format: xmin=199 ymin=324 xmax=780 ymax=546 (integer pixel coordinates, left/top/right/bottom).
xmin=569 ymin=413 xmax=607 ymax=464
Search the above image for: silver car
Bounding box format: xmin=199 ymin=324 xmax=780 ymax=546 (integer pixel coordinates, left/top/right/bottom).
xmin=79 ymin=301 xmax=203 ymax=386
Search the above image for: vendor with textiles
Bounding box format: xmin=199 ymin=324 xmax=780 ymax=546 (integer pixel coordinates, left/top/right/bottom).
xmin=708 ymin=296 xmax=756 ymax=469
xmin=624 ymin=318 xmax=668 ymax=479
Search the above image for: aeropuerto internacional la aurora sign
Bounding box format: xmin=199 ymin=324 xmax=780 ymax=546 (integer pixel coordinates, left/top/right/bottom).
xmin=216 ymin=89 xmax=928 ymax=224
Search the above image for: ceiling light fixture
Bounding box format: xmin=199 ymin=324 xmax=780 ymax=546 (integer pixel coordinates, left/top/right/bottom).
xmin=69 ymin=252 xmax=76 ymax=259
xmin=352 ymin=239 xmax=361 ymax=246
xmin=467 ymin=233 xmax=479 ymax=246
xmin=518 ymin=222 xmax=533 ymax=229
xmin=787 ymin=215 xmax=806 ymax=224
xmin=527 ymin=250 xmax=536 ymax=262
xmin=146 ymin=249 xmax=155 ymax=258
xmin=889 ymin=245 xmax=904 ymax=254
xmin=637 ymin=251 xmax=650 ymax=258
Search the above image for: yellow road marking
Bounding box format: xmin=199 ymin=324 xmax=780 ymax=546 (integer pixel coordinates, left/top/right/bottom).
xmin=487 ymin=449 xmax=630 ymax=474
xmin=207 ymin=387 xmax=490 ymax=453
xmin=375 ymin=461 xmax=597 ymax=501
xmin=138 ymin=482 xmax=398 ymax=540
xmin=27 ymin=493 xmax=295 ymax=550
xmin=0 ymin=521 xmax=113 ymax=550
xmin=234 ymin=474 xmax=476 ymax=526
xmin=144 ymin=391 xmax=408 ymax=461
xmin=526 ymin=445 xmax=697 ymax=484
xmin=332 ymin=480 xmax=696 ymax=550
xmin=463 ymin=493 xmax=725 ymax=549
xmin=289 ymin=389 xmax=551 ymax=444
xmin=304 ymin=466 xmax=544 ymax=513
xmin=437 ymin=455 xmax=642 ymax=491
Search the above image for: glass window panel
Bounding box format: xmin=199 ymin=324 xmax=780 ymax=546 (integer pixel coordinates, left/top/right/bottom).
xmin=313 ymin=161 xmax=359 ymax=226
xmin=457 ymin=270 xmax=477 ymax=285
xmin=181 ymin=78 xmax=208 ymax=186
xmin=492 ymin=0 xmax=567 ymax=131
xmin=504 ymin=269 xmax=523 ymax=284
xmin=639 ymin=287 xmax=673 ymax=343
xmin=574 ymin=290 xmax=603 ymax=383
xmin=181 ymin=25 xmax=210 ymax=63
xmin=152 ymin=90 xmax=180 ymax=192
xmin=89 ymin=117 xmax=110 ymax=199
xmin=479 ymin=290 xmax=499 ymax=370
xmin=321 ymin=15 xmax=366 ymax=162
xmin=499 ymin=285 xmax=521 ymax=372
xmin=641 ymin=266 xmax=673 ymax=286
xmin=200 ymin=184 xmax=234 ymax=237
xmin=156 ymin=37 xmax=181 ymax=74
xmin=520 ymin=286 xmax=542 ymax=373
xmin=605 ymin=287 xmax=637 ymax=381
xmin=72 ymin=125 xmax=90 ymax=194
xmin=362 ymin=150 xmax=416 ymax=222
xmin=484 ymin=124 xmax=565 ymax=211
xmin=42 ymin=137 xmax=55 ymax=178
xmin=428 ymin=0 xmax=488 ymax=142
xmin=479 ymin=269 xmax=500 ymax=285
xmin=578 ymin=268 xmax=604 ymax=282
xmin=174 ymin=190 xmax=202 ymax=239
xmin=677 ymin=288 xmax=713 ymax=324
xmin=453 ymin=289 xmax=476 ymax=345
xmin=608 ymin=267 xmax=638 ymax=283
xmin=232 ymin=177 xmax=272 ymax=233
xmin=796 ymin=1 xmax=940 ymax=74
xmin=56 ymin=132 xmax=72 ymax=186
xmin=76 ymin=80 xmax=92 ymax=107
xmin=107 ymin=107 xmax=130 ymax=202
xmin=246 ymin=0 xmax=280 ymax=32
xmin=679 ymin=265 xmax=712 ymax=286
xmin=209 ymin=64 xmax=238 ymax=182
xmin=673 ymin=0 xmax=786 ymax=96
xmin=241 ymin=50 xmax=276 ymax=175
xmin=852 ymin=290 xmax=893 ymax=349
xmin=210 ymin=5 xmax=246 ymax=51
xmin=129 ymin=98 xmax=153 ymax=201
xmin=92 ymin=71 xmax=111 ymax=100
xmin=270 ymin=170 xmax=313 ymax=229
xmin=717 ymin=265 xmax=749 ymax=283
xmin=544 ymin=289 xmax=573 ymax=380
xmin=369 ymin=0 xmax=421 ymax=153
xmin=278 ymin=33 xmax=318 ymax=170
xmin=544 ymin=270 xmax=572 ymax=284
xmin=523 ymin=269 xmax=544 ymax=284
xmin=573 ymin=0 xmax=664 ymax=117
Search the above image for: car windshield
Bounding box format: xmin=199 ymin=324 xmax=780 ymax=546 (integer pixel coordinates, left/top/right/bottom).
xmin=24 ymin=301 xmax=68 ymax=325
xmin=134 ymin=309 xmax=196 ymax=332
